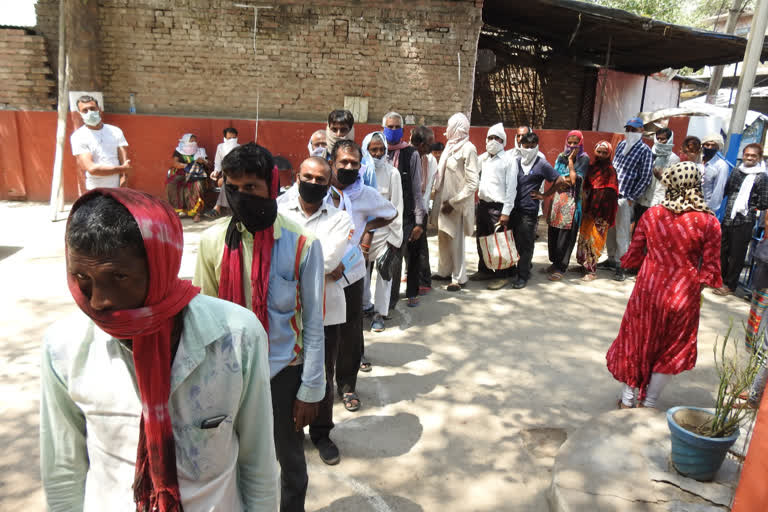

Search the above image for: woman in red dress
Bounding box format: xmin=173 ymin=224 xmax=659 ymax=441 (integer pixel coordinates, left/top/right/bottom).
xmin=607 ymin=161 xmax=722 ymax=409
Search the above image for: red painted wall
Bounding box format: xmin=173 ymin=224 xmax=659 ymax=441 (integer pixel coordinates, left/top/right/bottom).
xmin=0 ymin=112 xmax=688 ymax=203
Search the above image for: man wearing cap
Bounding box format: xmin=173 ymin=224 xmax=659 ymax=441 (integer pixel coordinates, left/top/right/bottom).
xmin=701 ymin=133 xmax=730 ymax=212
xmin=470 ymin=123 xmax=517 ymax=290
xmin=598 ymin=117 xmax=653 ymax=281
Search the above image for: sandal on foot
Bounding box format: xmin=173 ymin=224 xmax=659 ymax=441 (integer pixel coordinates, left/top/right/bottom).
xmin=617 ymin=399 xmax=633 ymax=409
xmin=203 ymin=209 xmax=220 ymax=219
xmin=446 ymin=283 xmax=461 ymax=292
xmin=360 ymin=360 xmax=372 ymax=372
xmin=548 ymin=272 xmax=563 ymax=281
xmin=407 ymin=297 xmax=420 ymax=307
xmin=342 ymin=392 xmax=361 ymax=411
xmin=581 ymin=273 xmax=597 ymax=282
xmin=418 ymin=286 xmax=431 ymax=295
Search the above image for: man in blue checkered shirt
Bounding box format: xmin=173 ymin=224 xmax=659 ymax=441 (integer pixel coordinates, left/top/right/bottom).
xmin=598 ymin=117 xmax=653 ymax=281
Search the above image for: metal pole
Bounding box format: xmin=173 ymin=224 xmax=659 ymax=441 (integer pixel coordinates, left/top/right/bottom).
xmin=706 ymin=0 xmax=744 ymax=104
xmin=49 ymin=0 xmax=68 ymax=221
xmin=725 ymin=0 xmax=768 ymax=164
xmin=639 ymin=75 xmax=648 ymax=112
xmin=594 ymin=35 xmax=612 ymax=131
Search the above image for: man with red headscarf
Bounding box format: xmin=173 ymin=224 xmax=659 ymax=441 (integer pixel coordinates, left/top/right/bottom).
xmin=41 ymin=189 xmax=278 ymax=511
xmin=194 ymin=143 xmax=326 ymax=512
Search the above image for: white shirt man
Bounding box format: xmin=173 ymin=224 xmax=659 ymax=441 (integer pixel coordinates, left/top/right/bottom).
xmin=70 ymin=96 xmax=130 ymax=190
xmin=471 ymin=123 xmax=517 ymax=285
xmin=276 ymin=157 xmax=354 ymax=465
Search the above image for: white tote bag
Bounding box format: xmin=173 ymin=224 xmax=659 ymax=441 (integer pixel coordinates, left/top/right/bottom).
xmin=479 ymin=226 xmax=519 ymax=271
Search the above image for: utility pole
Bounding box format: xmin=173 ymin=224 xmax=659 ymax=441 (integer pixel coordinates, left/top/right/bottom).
xmin=706 ymin=0 xmax=745 ymax=104
xmin=725 ymin=0 xmax=768 ymax=163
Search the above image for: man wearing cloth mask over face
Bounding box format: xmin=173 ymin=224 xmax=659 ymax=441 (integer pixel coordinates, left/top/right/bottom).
xmin=42 ymin=189 xmax=278 ymax=511
xmin=470 ymin=123 xmax=517 ymax=290
xmin=598 ymin=117 xmax=653 ymax=282
xmin=308 ymin=129 xmax=327 ymax=157
xmin=638 ymin=127 xmax=680 ymax=210
xmin=701 ymin=133 xmax=730 ymax=213
xmin=194 ymin=143 xmax=326 ymax=512
xmin=715 ymin=143 xmax=768 ymax=296
xmin=382 ymin=112 xmax=427 ymax=309
xmin=431 ymin=113 xmax=480 ymax=291
xmin=277 ymin=157 xmax=354 ymax=465
xmin=70 ymin=95 xmax=131 ymax=191
xmin=324 ymin=109 xmax=376 ymax=188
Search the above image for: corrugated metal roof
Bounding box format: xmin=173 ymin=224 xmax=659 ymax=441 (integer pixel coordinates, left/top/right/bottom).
xmin=483 ymin=0 xmax=768 ymax=74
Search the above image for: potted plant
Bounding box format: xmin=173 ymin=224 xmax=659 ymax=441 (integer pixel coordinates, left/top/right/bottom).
xmin=667 ymin=324 xmax=762 ymax=481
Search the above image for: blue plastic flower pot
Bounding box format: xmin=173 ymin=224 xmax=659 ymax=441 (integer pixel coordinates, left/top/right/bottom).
xmin=666 ymin=406 xmax=739 ymax=482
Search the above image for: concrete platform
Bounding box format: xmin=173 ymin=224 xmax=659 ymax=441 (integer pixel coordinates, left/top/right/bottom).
xmin=550 ymin=408 xmax=741 ymax=512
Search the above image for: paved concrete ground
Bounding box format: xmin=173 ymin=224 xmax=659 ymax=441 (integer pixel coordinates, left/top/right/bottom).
xmin=0 ymin=200 xmax=753 ymax=511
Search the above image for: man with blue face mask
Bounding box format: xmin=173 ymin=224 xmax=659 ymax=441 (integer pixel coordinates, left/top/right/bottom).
xmin=382 ymin=111 xmax=427 ymax=309
xmin=70 ymin=95 xmax=131 ymax=191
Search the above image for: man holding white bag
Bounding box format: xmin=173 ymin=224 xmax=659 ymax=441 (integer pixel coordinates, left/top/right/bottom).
xmin=470 ymin=123 xmax=517 ymax=290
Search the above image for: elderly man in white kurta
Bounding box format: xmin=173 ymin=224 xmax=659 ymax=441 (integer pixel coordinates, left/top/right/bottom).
xmin=432 ymin=113 xmax=480 ymax=291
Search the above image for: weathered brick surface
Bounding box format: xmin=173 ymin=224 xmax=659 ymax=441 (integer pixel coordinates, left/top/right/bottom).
xmin=35 ymin=0 xmax=483 ymax=124
xmin=0 ymin=29 xmax=56 ymax=111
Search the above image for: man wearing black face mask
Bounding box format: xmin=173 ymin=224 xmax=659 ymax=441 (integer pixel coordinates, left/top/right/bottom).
xmin=194 ymin=143 xmax=326 ymax=511
xmin=277 ymin=157 xmax=354 ymax=465
xmin=326 ymin=139 xmax=397 ymax=413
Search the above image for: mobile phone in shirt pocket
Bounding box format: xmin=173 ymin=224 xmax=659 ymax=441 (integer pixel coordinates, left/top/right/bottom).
xmin=201 ymin=414 xmax=228 ymax=429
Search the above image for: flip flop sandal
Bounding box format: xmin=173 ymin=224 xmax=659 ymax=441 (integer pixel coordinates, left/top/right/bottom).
xmin=548 ymin=272 xmax=564 ymax=281
xmin=581 ymin=273 xmax=597 ymax=282
xmin=360 ymin=361 xmax=372 ymax=372
xmin=342 ymin=392 xmax=361 ymax=411
xmin=203 ymin=209 xmax=220 ymax=219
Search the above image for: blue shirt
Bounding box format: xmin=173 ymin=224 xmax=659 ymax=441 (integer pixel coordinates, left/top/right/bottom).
xmin=194 ymin=214 xmax=326 ymax=403
xmin=613 ymin=140 xmax=653 ymax=201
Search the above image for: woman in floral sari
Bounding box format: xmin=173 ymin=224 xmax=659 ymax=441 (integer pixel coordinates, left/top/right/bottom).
xmin=166 ymin=133 xmax=211 ymax=222
xmin=576 ymin=140 xmax=619 ymax=281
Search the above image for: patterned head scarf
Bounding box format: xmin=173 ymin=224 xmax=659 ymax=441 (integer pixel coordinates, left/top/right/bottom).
xmin=660 ymin=161 xmax=711 ymax=214
xmin=595 ymin=140 xmax=613 ymax=156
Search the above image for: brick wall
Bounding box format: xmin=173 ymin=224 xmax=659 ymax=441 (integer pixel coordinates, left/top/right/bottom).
xmin=0 ymin=29 xmax=56 ymax=111
xmin=542 ymin=57 xmax=594 ymax=130
xmin=35 ymin=0 xmax=483 ymax=124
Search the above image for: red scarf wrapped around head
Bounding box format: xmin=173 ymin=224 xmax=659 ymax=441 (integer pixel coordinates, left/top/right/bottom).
xmin=66 ymin=188 xmax=200 ymax=512
xmin=218 ymin=166 xmax=280 ymax=334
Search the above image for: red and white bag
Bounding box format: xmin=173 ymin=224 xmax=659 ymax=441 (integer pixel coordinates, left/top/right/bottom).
xmin=479 ymin=226 xmax=519 ymax=271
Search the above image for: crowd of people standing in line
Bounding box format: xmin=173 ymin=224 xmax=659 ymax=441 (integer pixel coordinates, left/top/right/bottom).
xmin=45 ymin=95 xmax=768 ymax=512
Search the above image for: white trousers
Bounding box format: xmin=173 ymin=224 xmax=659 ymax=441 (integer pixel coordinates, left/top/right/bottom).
xmin=437 ymin=218 xmax=467 ymax=284
xmin=363 ymin=261 xmax=392 ymax=316
xmin=621 ymin=373 xmax=672 ymax=407
xmin=606 ymin=198 xmax=633 ymax=263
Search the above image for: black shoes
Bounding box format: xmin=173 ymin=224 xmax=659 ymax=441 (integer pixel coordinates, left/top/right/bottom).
xmin=614 ymin=268 xmax=626 ymax=282
xmin=314 ymin=436 xmax=340 ymax=465
xmin=512 ymin=278 xmax=528 ymax=289
xmin=597 ymin=259 xmax=616 ymax=269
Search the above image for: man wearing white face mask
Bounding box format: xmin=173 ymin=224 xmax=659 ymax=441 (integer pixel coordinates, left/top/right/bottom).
xmin=307 ymin=129 xmax=327 ymax=157
xmin=70 ymin=95 xmax=131 ymax=191
xmin=471 ymin=123 xmax=517 ymax=290
xmin=599 ymin=117 xmax=653 ymax=282
xmin=511 ymin=132 xmax=561 ymax=289
xmin=208 ymin=127 xmax=240 ymax=217
xmin=361 ymin=132 xmax=404 ymax=332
